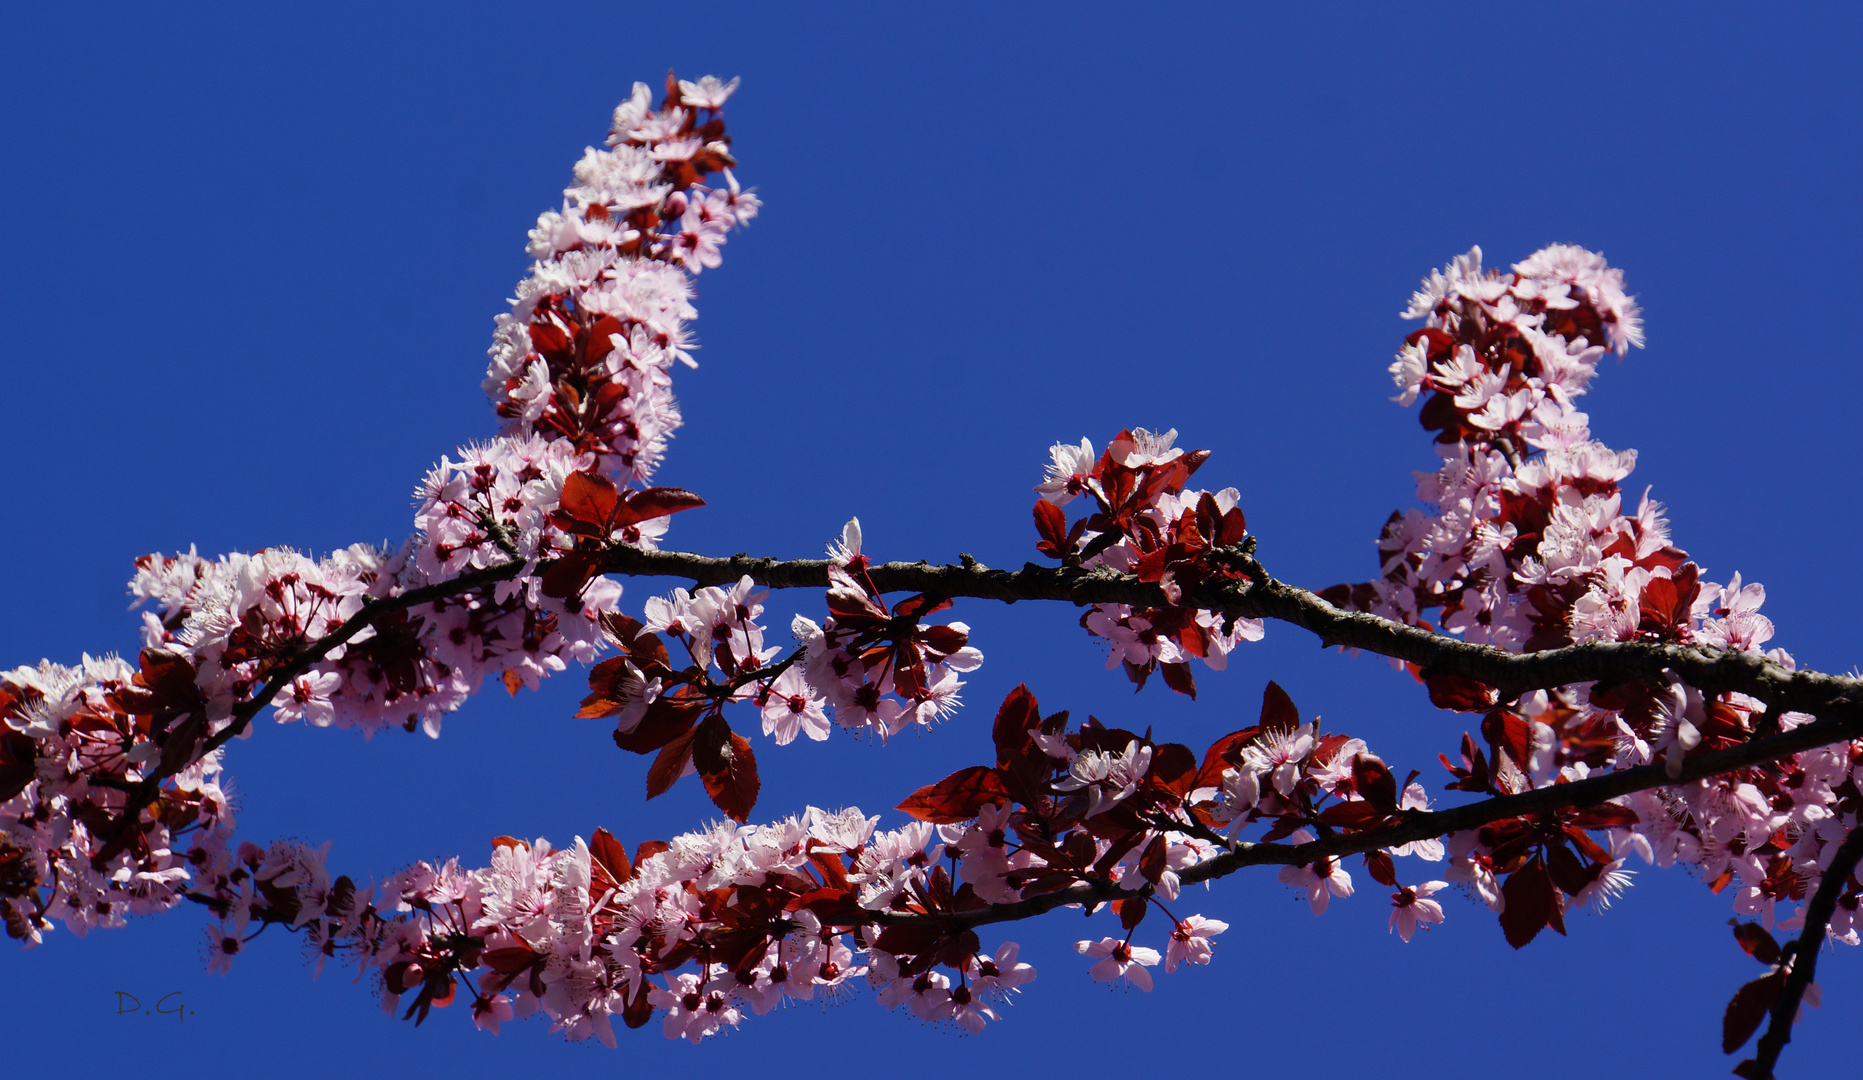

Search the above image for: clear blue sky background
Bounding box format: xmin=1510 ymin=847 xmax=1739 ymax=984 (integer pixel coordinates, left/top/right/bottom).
xmin=3 ymin=3 xmax=1860 ymax=1075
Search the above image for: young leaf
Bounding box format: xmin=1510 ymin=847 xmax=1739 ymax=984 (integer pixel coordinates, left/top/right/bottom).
xmin=897 ymin=766 xmax=1011 ymax=823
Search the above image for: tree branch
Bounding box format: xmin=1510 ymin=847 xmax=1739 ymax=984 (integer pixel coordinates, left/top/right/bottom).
xmin=874 ymin=708 xmax=1863 ymax=933
xmin=1747 ymin=824 xmax=1863 ymax=1079
xmin=599 ymin=544 xmax=1863 ymax=717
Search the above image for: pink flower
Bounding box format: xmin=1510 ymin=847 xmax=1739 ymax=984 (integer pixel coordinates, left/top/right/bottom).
xmin=1075 ymin=937 xmax=1161 ymax=991
xmin=1388 ymin=881 xmax=1448 ymax=942
xmin=1164 ymin=915 xmax=1229 ymax=972
xmin=1278 ymin=832 xmax=1354 ymax=915
xmin=757 ymin=668 xmax=829 ymax=745
xmin=1034 ymin=438 xmax=1095 ymax=506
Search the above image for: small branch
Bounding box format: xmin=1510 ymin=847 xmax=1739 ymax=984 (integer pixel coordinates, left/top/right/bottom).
xmin=873 ymin=711 xmax=1863 ymax=933
xmin=1748 ymin=824 xmax=1863 ymax=1079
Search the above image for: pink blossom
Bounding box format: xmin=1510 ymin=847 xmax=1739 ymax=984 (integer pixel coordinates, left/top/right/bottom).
xmin=1075 ymin=937 xmax=1161 ymax=991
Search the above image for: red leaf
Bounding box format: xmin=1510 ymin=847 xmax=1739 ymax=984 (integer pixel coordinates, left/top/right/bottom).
xmin=583 ymin=315 xmax=623 ymax=364
xmin=1215 ymin=506 xmax=1248 ymax=546
xmin=896 ymin=766 xmax=1011 ymax=824
xmin=1148 ymin=743 xmax=1198 ymax=799
xmin=872 ymin=923 xmax=943 ymax=959
xmin=796 ymin=887 xmax=865 ymax=927
xmin=1196 ymin=728 xmax=1260 ymax=791
xmin=1732 ymin=921 xmax=1782 ymax=966
xmin=991 ymin=684 xmax=1041 ymax=768
xmin=1116 ymin=896 xmax=1148 ymax=931
xmin=1723 ymin=970 xmax=1786 ymax=1054
xmin=613 ymin=487 xmax=708 ymax=528
xmin=645 ymin=724 xmax=700 ymax=800
xmin=634 ymin=840 xmax=670 ymax=866
xmin=692 ymin=715 xmax=760 ymax=823
xmin=1568 ymin=803 xmax=1641 ymax=830
xmin=1317 ymin=801 xmax=1381 ymax=830
xmin=622 ymin=980 xmax=655 ymax=1029
xmin=1159 ymin=661 xmax=1197 ymax=700
xmin=1498 ymin=855 xmax=1558 ymax=949
xmin=1426 ymin=672 xmax=1499 ymax=712
xmin=1139 ymin=833 xmax=1169 ymax=884
xmin=1033 ymin=499 xmax=1069 ymax=556
xmin=558 ymin=471 xmax=619 ymax=530
xmin=589 ymin=827 xmax=633 ymax=895
xmin=1363 ymin=851 xmax=1398 ymax=888
xmin=1481 ymin=709 xmax=1535 ymax=773
xmin=1260 ymin=681 xmax=1300 ymax=732
xmin=1351 ymin=753 xmax=1399 ymax=814
xmin=612 ymin=689 xmax=704 ymax=754
xmin=540 ymin=549 xmax=604 ymax=601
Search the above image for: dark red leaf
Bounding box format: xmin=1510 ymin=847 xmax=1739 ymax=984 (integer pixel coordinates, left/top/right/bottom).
xmin=1260 ymin=681 xmax=1300 ymax=732
xmin=896 ymin=766 xmax=1011 ymax=824
xmin=1363 ymin=850 xmax=1398 ymax=887
xmin=1140 ymin=833 xmax=1169 ymax=884
xmin=1547 ymin=839 xmax=1599 ymax=896
xmin=589 ymin=827 xmax=633 ymax=894
xmin=540 ymin=549 xmax=604 ymax=601
xmin=1116 ymin=896 xmax=1147 ymax=931
xmin=893 ymin=594 xmax=954 ymax=620
xmin=1196 ymin=728 xmax=1260 ymax=791
xmin=1426 ymin=672 xmax=1499 ymax=712
xmin=622 ymin=980 xmax=655 ymax=1029
xmin=613 ymin=487 xmax=708 ymax=528
xmin=634 ymin=840 xmax=670 ymax=866
xmin=1317 ymin=801 xmax=1381 ymax=830
xmin=1159 ymin=661 xmax=1197 ymax=700
xmin=1732 ymin=921 xmax=1783 ymax=966
xmin=692 ymin=715 xmax=759 ymax=823
xmin=796 ymin=887 xmax=864 ymax=927
xmin=1033 ymin=499 xmax=1069 ymax=556
xmin=1481 ymin=709 xmax=1536 ymax=773
xmin=872 ymin=923 xmax=945 ymax=960
xmin=612 ymin=690 xmax=704 ymax=754
xmin=1568 ymin=803 xmax=1641 ymax=830
xmin=1149 ymin=743 xmax=1198 ymax=799
xmin=991 ymin=684 xmax=1041 ymax=768
xmin=1498 ymin=855 xmax=1557 ymax=949
xmin=645 ymin=724 xmax=700 ymax=800
xmin=558 ymin=471 xmax=619 ymax=529
xmin=1351 ymin=753 xmax=1399 ymax=814
xmin=1722 ymin=970 xmax=1786 ymax=1054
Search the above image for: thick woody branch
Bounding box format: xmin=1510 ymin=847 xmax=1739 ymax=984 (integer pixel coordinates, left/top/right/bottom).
xmin=1748 ymin=824 xmax=1863 ymax=1079
xmin=599 ymin=544 xmax=1863 ymax=719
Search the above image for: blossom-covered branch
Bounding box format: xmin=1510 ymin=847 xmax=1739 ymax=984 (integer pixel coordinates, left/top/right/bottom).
xmin=7 ymin=75 xmax=1862 ymax=1079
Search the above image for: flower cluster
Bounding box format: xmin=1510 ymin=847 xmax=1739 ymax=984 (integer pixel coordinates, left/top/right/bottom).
xmin=0 ymin=656 xmax=234 ymax=945
xmin=180 ymin=806 xmax=1041 ymax=1042
xmin=1032 ymin=430 xmax=1264 ymax=697
xmin=4 ymin=77 xmax=750 ymax=948
xmin=789 ymin=519 xmax=985 ymax=742
xmin=1326 ymin=245 xmax=1863 ymax=957
xmin=485 ymin=74 xmax=757 ymax=486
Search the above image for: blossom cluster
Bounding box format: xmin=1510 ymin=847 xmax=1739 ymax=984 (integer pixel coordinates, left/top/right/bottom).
xmin=485 ymin=74 xmax=757 ymax=486
xmin=186 ymin=681 xmax=1283 ymax=1041
xmin=0 ymin=656 xmax=234 ymax=945
xmin=181 ymin=807 xmax=1039 ymax=1041
xmin=1032 ymin=429 xmax=1264 ymax=697
xmin=790 ymin=519 xmax=985 ymax=742
xmin=1326 ymin=244 xmax=1863 ymax=954
xmin=2 ymin=76 xmax=751 ymax=948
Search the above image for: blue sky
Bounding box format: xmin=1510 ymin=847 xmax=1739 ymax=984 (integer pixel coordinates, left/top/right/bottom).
xmin=3 ymin=3 xmax=1860 ymax=1075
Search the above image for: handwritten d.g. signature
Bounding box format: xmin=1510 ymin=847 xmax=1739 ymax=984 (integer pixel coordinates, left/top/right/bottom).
xmin=114 ymin=992 xmax=192 ymax=1020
